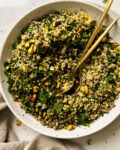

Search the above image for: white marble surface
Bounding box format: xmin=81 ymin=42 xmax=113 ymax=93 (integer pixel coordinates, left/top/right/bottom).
xmin=0 ymin=0 xmax=120 ymax=149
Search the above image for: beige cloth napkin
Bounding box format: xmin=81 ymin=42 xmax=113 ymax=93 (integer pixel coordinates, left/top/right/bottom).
xmin=0 ymin=92 xmax=83 ymax=150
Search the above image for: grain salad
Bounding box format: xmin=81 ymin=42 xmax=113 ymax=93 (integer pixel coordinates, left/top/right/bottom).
xmin=4 ymin=10 xmax=120 ymax=130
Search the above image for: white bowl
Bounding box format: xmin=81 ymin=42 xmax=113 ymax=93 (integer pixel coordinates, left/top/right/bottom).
xmin=0 ymin=0 xmax=120 ymax=139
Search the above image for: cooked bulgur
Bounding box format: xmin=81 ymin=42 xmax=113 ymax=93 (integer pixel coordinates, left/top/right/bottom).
xmin=4 ymin=10 xmax=120 ymax=130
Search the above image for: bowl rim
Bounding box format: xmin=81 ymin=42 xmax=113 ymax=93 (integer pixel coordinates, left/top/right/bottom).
xmin=0 ymin=0 xmax=120 ymax=139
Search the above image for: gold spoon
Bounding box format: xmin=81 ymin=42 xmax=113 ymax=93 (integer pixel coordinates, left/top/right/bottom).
xmin=57 ymin=17 xmax=118 ymax=95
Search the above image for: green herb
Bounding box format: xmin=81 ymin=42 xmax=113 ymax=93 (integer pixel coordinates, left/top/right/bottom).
xmin=12 ymin=43 xmax=16 ymax=49
xmin=41 ymin=62 xmax=46 ymax=66
xmin=70 ymin=107 xmax=74 ymax=111
xmin=106 ymin=51 xmax=115 ymax=61
xmin=48 ymin=34 xmax=54 ymax=38
xmin=94 ymin=83 xmax=100 ymax=90
xmin=88 ymin=20 xmax=96 ymax=32
xmin=38 ymin=92 xmax=47 ymax=103
xmin=17 ymin=37 xmax=22 ymax=43
xmin=77 ymin=113 xmax=90 ymax=126
xmin=71 ymin=20 xmax=78 ymax=26
xmin=8 ymin=85 xmax=12 ymax=94
xmin=116 ymin=74 xmax=120 ymax=81
xmin=50 ymin=10 xmax=60 ymax=14
xmin=67 ymin=77 xmax=71 ymax=82
xmin=73 ymin=38 xmax=80 ymax=46
xmin=29 ymin=107 xmax=33 ymax=112
xmin=74 ymin=11 xmax=77 ymax=15
xmin=62 ymin=31 xmax=68 ymax=35
xmin=7 ymin=77 xmax=13 ymax=85
xmin=82 ymin=33 xmax=89 ymax=38
xmin=112 ymin=55 xmax=120 ymax=63
xmin=48 ymin=71 xmax=53 ymax=76
xmin=105 ymin=75 xmax=113 ymax=82
xmin=86 ymin=24 xmax=90 ymax=27
xmin=66 ymin=83 xmax=70 ymax=86
xmin=85 ymin=123 xmax=90 ymax=127
xmin=93 ymin=94 xmax=97 ymax=99
xmin=106 ymin=51 xmax=120 ymax=63
xmin=23 ymin=100 xmax=29 ymax=105
xmin=108 ymin=68 xmax=115 ymax=73
xmin=46 ymin=88 xmax=50 ymax=93
xmin=67 ymin=27 xmax=72 ymax=31
xmin=45 ymin=23 xmax=51 ymax=31
xmin=27 ymin=28 xmax=33 ymax=32
xmin=54 ymin=104 xmax=61 ymax=114
xmin=29 ymin=55 xmax=33 ymax=60
xmin=91 ymin=21 xmax=96 ymax=27
xmin=104 ymin=82 xmax=109 ymax=88
xmin=4 ymin=62 xmax=9 ymax=67
xmin=22 ymin=104 xmax=26 ymax=109
xmin=48 ymin=16 xmax=54 ymax=21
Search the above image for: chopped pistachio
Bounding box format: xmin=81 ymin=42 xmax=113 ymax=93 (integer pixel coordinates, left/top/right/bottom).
xmin=84 ymin=85 xmax=89 ymax=94
xmin=66 ymin=125 xmax=75 ymax=131
xmin=87 ymin=139 xmax=92 ymax=145
xmin=16 ymin=120 xmax=21 ymax=126
xmin=28 ymin=46 xmax=34 ymax=55
xmin=25 ymin=42 xmax=30 ymax=48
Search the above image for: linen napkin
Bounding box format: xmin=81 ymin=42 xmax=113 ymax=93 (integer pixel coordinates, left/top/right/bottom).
xmin=0 ymin=92 xmax=83 ymax=150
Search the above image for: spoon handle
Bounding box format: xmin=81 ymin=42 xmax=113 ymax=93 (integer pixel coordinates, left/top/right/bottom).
xmin=78 ymin=17 xmax=118 ymax=68
xmin=82 ymin=0 xmax=113 ymax=57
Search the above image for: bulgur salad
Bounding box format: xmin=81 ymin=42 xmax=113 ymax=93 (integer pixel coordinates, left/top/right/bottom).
xmin=4 ymin=10 xmax=120 ymax=130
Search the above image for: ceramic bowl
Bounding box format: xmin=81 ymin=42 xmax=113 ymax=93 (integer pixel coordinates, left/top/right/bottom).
xmin=0 ymin=0 xmax=120 ymax=139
